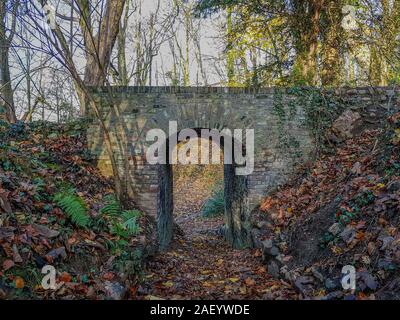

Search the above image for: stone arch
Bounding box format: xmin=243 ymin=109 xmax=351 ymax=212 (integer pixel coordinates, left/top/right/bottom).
xmin=88 ymin=86 xmax=362 ymax=250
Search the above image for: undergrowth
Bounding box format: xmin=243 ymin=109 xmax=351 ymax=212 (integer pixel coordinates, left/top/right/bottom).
xmin=201 ymin=188 xmax=225 ymax=218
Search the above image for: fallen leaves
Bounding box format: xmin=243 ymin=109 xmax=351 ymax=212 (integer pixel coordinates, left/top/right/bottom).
xmin=15 ymin=277 xmax=25 ymax=289
xmin=162 ymin=281 xmax=174 ymax=288
xmin=256 ymin=125 xmax=400 ymax=299
xmin=0 ymin=122 xmax=141 ymax=300
xmin=244 ymin=278 xmax=256 ymax=286
xmin=0 ymin=189 xmax=12 ymax=213
xmin=140 ymin=206 xmax=297 ymax=300
xmin=32 ymin=224 xmax=60 ymax=239
xmin=2 ymin=259 xmax=14 ymax=271
xmin=59 ymin=272 xmax=72 ymax=283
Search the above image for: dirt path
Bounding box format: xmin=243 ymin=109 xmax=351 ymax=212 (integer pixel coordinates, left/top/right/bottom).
xmin=138 ymin=178 xmax=297 ymax=300
xmin=138 ymin=162 xmax=296 ymax=299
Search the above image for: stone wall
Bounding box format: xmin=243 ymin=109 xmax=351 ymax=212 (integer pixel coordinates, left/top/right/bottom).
xmin=86 ymin=86 xmax=399 ymax=249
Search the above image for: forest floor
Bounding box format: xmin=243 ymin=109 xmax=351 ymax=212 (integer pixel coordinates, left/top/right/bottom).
xmin=139 ymin=215 xmax=297 ymax=300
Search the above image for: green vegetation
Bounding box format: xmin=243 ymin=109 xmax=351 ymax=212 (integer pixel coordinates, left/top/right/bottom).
xmin=54 ymin=189 xmax=90 ymax=227
xmin=201 ymin=188 xmax=225 ymax=218
xmin=0 ymin=121 xmax=145 ymax=299
xmin=100 ymin=195 xmax=142 ymax=239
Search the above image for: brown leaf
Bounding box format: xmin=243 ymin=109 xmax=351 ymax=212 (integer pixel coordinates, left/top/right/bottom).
xmin=351 ymin=162 xmax=362 ymax=175
xmin=102 ymin=272 xmax=115 ymax=281
xmin=367 ymin=242 xmax=376 ymax=256
xmin=244 ymin=278 xmax=256 ymax=286
xmin=216 ymin=258 xmax=224 ymax=266
xmin=59 ymin=272 xmax=72 ymax=283
xmin=32 ymin=224 xmax=60 ymax=239
xmin=0 ymin=189 xmax=12 ymax=214
xmin=12 ymin=244 xmax=23 ymax=263
xmin=45 ymin=247 xmax=67 ymax=263
xmin=2 ymin=259 xmax=14 ymax=271
xmin=260 ymin=197 xmax=273 ymax=211
xmin=0 ymin=227 xmax=15 ymax=240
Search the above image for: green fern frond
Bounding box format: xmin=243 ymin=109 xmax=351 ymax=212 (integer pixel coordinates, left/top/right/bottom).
xmin=100 ymin=195 xmax=142 ymax=237
xmin=201 ymin=188 xmax=225 ymax=218
xmin=100 ymin=195 xmax=120 ymax=216
xmin=54 ymin=191 xmax=89 ymax=227
xmin=122 ymin=210 xmax=141 ymax=235
xmin=123 ymin=217 xmax=141 ymax=236
xmin=111 ymin=223 xmax=130 ymax=239
xmin=122 ymin=209 xmax=141 ymax=221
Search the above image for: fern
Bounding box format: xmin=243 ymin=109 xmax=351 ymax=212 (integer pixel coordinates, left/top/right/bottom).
xmin=122 ymin=209 xmax=141 ymax=221
xmin=54 ymin=191 xmax=89 ymax=227
xmin=121 ymin=210 xmax=141 ymax=235
xmin=201 ymin=188 xmax=225 ymax=218
xmin=111 ymin=223 xmax=130 ymax=239
xmin=100 ymin=195 xmax=142 ymax=237
xmin=100 ymin=195 xmax=120 ymax=216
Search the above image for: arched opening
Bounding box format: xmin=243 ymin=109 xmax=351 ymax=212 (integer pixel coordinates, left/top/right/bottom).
xmin=157 ymin=128 xmax=252 ymax=251
xmin=172 ymin=136 xmax=224 ymax=239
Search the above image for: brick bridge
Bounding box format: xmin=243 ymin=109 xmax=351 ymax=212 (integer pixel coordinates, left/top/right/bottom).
xmin=86 ymin=86 xmax=398 ymax=250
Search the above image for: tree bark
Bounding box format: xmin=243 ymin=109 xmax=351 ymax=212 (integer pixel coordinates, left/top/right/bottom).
xmin=226 ymin=7 xmax=235 ymax=86
xmin=0 ymin=0 xmax=17 ymax=123
xmin=291 ymin=0 xmax=324 ymax=85
xmin=76 ymin=0 xmax=126 ymax=114
xmin=321 ymin=0 xmax=343 ymax=86
xmin=117 ymin=0 xmax=130 ymax=86
xmin=37 ymin=0 xmax=126 ymax=204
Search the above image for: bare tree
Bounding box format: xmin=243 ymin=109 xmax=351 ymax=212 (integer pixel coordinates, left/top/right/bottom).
xmin=13 ymin=0 xmax=130 ymax=202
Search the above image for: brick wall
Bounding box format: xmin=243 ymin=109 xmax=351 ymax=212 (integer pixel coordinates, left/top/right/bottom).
xmin=86 ymin=86 xmax=399 ymax=248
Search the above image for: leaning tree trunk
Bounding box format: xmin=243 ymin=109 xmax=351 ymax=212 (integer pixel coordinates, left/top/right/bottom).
xmin=76 ymin=0 xmax=126 ymax=115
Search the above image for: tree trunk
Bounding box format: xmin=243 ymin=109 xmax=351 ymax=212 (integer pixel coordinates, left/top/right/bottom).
xmin=183 ymin=6 xmax=190 ymax=86
xmin=291 ymin=0 xmax=324 ymax=85
xmin=76 ymin=0 xmax=126 ymax=114
xmin=0 ymin=44 xmax=16 ymax=123
xmin=321 ymin=0 xmax=343 ymax=86
xmin=381 ymin=0 xmax=400 ymax=84
xmin=226 ymin=7 xmax=235 ymax=86
xmin=0 ymin=1 xmax=16 ymax=123
xmin=116 ymin=0 xmax=130 ymax=86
